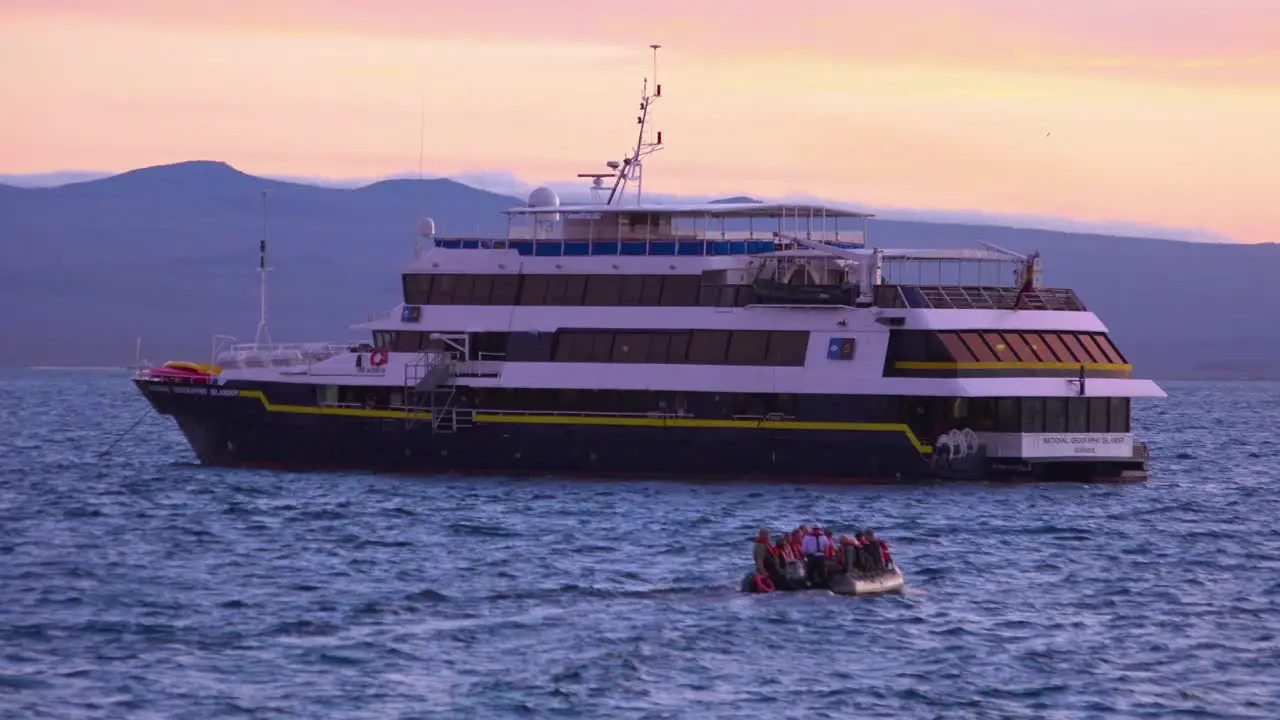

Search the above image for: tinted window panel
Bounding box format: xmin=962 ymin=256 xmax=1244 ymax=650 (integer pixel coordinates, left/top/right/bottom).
xmin=1042 ymin=333 xmax=1074 ymax=363
xmin=661 ymin=275 xmax=700 ymax=306
xmin=959 ymin=332 xmax=997 ymax=362
xmin=563 ymin=275 xmax=587 ymax=306
xmin=1059 ymin=333 xmax=1092 ymax=364
xmin=451 ymin=274 xmax=474 ymax=305
xmin=612 ymin=333 xmax=649 ymax=362
xmin=619 ymin=275 xmax=645 ymax=305
xmin=543 ymin=276 xmax=568 ymax=305
xmin=1089 ymin=397 xmax=1109 ymax=432
xmin=490 ymin=275 xmax=521 ymax=305
xmin=404 ymin=274 xmax=433 ymax=305
xmin=667 ymin=333 xmax=690 ymax=363
xmin=1067 ymin=397 xmax=1089 ymax=432
xmin=584 ymin=275 xmax=622 ymax=306
xmin=639 ymin=276 xmax=664 ymax=305
xmin=688 ymin=330 xmax=729 ymax=364
xmin=588 ymin=333 xmax=614 ymax=362
xmin=428 ymin=275 xmax=456 ymax=304
xmin=470 ymin=275 xmax=494 ymax=305
xmin=766 ymin=331 xmax=809 ymax=366
xmin=1109 ymin=397 xmax=1130 ymax=432
xmin=646 ymin=333 xmax=671 ymax=363
xmin=726 ymin=331 xmax=770 ymax=365
xmin=1020 ymin=332 xmax=1054 ymax=362
xmin=1021 ymin=397 xmax=1045 ymax=433
xmin=1001 ymin=332 xmax=1035 ymax=362
xmin=983 ymin=332 xmax=1017 ymax=362
xmin=1045 ymin=397 xmax=1067 ymax=432
xmin=519 ymin=275 xmax=548 ymax=305
xmin=936 ymin=332 xmax=977 ymax=362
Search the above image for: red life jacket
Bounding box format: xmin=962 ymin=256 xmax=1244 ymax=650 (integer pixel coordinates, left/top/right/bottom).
xmin=824 ymin=540 xmax=836 ymax=559
xmin=763 ymin=542 xmax=782 ymax=558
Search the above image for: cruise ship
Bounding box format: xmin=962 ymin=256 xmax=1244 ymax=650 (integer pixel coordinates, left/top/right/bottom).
xmin=133 ymin=57 xmax=1166 ymax=483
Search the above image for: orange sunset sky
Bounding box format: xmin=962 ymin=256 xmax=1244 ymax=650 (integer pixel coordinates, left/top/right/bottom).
xmin=3 ymin=0 xmax=1279 ymax=243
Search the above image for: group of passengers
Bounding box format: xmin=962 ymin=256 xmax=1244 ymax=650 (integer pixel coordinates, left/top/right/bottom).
xmin=752 ymin=524 xmax=893 ymax=589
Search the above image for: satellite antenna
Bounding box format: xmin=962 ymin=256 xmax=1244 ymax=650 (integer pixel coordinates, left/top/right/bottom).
xmin=253 ymin=189 xmax=273 ymax=348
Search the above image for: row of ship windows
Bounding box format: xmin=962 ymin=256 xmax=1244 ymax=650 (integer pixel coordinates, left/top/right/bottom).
xmin=951 ymin=396 xmax=1131 ymax=434
xmin=890 ymin=329 xmax=1128 ymax=365
xmin=318 ymin=385 xmax=1129 ymax=434
xmin=373 ymin=329 xmax=812 ymax=367
xmin=402 ymin=272 xmax=760 ymax=308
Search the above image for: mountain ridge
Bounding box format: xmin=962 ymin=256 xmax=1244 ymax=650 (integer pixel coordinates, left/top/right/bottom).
xmin=2 ymin=160 xmax=1277 ymax=379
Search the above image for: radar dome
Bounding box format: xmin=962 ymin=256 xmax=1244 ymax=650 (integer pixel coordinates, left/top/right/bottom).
xmin=528 ymin=186 xmax=560 ymax=208
xmin=419 ymin=216 xmax=436 ymax=237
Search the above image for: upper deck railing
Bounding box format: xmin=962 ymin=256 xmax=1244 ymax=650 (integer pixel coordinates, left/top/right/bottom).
xmin=420 ymin=201 xmax=870 ymax=258
xmin=874 ymin=284 xmax=1087 ymax=311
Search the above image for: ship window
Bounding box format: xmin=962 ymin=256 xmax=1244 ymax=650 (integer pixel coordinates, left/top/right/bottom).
xmin=619 ymin=275 xmax=646 ymax=305
xmin=1041 ymin=332 xmax=1073 ymax=363
xmin=645 ymin=333 xmax=671 ymax=363
xmin=983 ymin=332 xmax=1017 ymax=362
xmin=1109 ymin=397 xmax=1130 ymax=432
xmin=519 ymin=275 xmax=548 ymax=305
xmin=393 ymin=332 xmax=421 ymax=352
xmin=543 ymin=275 xmax=569 ymax=305
xmin=688 ymin=330 xmax=730 ymax=364
xmin=508 ymin=332 xmax=554 ymax=361
xmin=890 ymin=330 xmax=927 ymax=363
xmin=403 ymin=274 xmax=433 ymax=305
xmin=554 ymin=332 xmax=585 ymax=362
xmin=490 ymin=274 xmax=521 ymax=305
xmin=584 ymin=275 xmax=622 ymax=305
xmin=428 ymin=275 xmax=456 ymax=304
xmin=716 ymin=286 xmax=738 ymax=308
xmin=563 ymin=275 xmax=588 ymax=306
xmin=958 ymin=332 xmax=998 ymax=362
xmin=996 ymin=397 xmax=1020 ymax=432
xmin=1020 ymin=332 xmax=1053 ymax=362
xmin=698 ymin=285 xmax=720 ymax=306
xmin=1067 ymin=397 xmax=1089 ymax=432
xmin=1088 ymin=334 xmax=1125 ymax=365
xmin=450 ymin=274 xmax=474 ymax=305
xmin=661 ymin=275 xmax=700 ymax=306
xmin=1058 ymin=333 xmax=1092 ymax=364
xmin=1045 ymin=397 xmax=1067 ymax=432
xmin=640 ymin=275 xmax=664 ymax=305
xmin=590 ymin=333 xmax=615 ymax=362
xmin=1089 ymin=397 xmax=1109 ymax=432
xmin=612 ymin=333 xmax=649 ymax=362
xmin=766 ymin=331 xmax=809 ymax=366
xmin=1001 ymin=332 xmax=1035 ymax=363
xmin=667 ymin=332 xmax=690 ymax=362
xmin=937 ymin=332 xmax=977 ymax=363
xmin=469 ymin=274 xmax=494 ymax=305
xmin=1021 ymin=397 xmax=1046 ymax=433
xmin=726 ymin=331 xmax=770 ymax=365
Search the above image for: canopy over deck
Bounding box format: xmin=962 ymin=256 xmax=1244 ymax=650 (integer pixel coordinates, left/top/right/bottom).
xmin=504 ymin=201 xmax=874 ymax=219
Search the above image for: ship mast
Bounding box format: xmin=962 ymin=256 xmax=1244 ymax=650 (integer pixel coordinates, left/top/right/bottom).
xmin=576 ymin=45 xmax=666 ymax=206
xmin=253 ymin=189 xmax=273 ymax=348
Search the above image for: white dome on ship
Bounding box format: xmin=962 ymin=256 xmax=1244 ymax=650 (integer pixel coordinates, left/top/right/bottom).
xmin=528 ymin=186 xmax=560 ymax=208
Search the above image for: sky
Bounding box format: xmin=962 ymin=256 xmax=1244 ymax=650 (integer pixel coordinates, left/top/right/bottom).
xmin=3 ymin=0 xmax=1279 ymax=243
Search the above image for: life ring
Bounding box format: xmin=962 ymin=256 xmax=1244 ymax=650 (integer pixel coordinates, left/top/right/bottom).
xmin=754 ymin=572 xmax=775 ymax=593
xmin=369 ymin=348 xmax=389 ymax=367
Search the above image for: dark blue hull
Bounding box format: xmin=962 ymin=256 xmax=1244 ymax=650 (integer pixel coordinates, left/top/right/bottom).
xmin=133 ymin=379 xmax=1147 ymax=483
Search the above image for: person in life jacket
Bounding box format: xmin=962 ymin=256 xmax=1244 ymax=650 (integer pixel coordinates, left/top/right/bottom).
xmin=855 ymin=528 xmax=888 ymax=573
xmin=863 ymin=528 xmax=893 ymax=569
xmin=753 ymin=529 xmax=780 ymax=580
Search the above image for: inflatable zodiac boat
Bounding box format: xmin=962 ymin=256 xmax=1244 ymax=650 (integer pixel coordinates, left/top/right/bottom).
xmin=741 ymin=548 xmax=906 ymax=596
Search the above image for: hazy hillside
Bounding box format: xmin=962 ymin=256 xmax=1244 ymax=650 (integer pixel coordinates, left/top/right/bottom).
xmin=1 ymin=160 xmax=1277 ymax=378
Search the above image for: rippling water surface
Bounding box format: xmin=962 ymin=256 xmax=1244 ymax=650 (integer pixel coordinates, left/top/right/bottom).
xmin=2 ymin=370 xmax=1278 ymax=719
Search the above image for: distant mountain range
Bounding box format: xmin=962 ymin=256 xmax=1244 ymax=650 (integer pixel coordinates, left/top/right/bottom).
xmin=2 ymin=160 xmax=1277 ymax=379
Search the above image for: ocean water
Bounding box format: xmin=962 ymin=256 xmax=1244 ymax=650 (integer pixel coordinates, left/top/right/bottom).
xmin=1 ymin=369 xmax=1277 ymax=719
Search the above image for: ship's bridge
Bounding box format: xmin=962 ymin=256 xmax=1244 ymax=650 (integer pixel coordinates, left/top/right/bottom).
xmin=426 ymin=200 xmax=871 ymax=258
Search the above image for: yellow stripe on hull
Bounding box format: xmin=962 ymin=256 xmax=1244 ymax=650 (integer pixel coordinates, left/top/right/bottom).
xmin=221 ymin=389 xmax=934 ymax=455
xmin=894 ymin=361 xmax=1131 ymax=372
